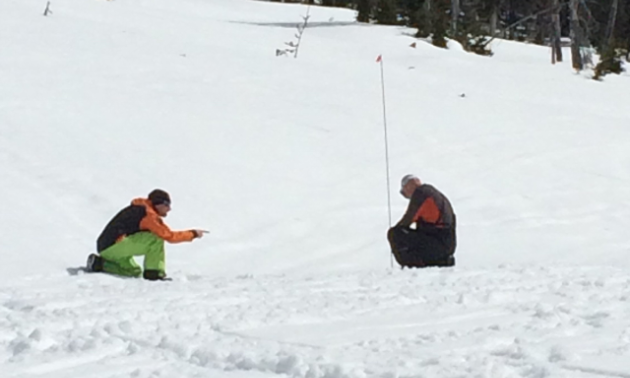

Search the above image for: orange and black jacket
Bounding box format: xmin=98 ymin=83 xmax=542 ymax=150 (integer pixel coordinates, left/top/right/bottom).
xmin=97 ymin=198 xmax=196 ymax=253
xmin=397 ymin=184 xmax=455 ymax=229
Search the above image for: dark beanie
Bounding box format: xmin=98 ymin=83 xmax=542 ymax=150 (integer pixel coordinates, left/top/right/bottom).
xmin=148 ymin=189 xmax=171 ymax=206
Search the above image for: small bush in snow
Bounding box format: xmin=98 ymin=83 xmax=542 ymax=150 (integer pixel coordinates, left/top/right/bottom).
xmin=43 ymin=1 xmax=52 ymax=16
xmin=276 ymin=6 xmax=311 ymax=58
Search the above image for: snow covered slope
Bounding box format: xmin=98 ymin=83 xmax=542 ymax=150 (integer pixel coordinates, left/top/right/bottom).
xmin=1 ymin=0 xmax=628 ymax=278
xmin=1 ymin=0 xmax=629 ymax=376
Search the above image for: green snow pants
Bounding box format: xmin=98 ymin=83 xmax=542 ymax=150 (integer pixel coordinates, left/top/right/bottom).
xmin=99 ymin=232 xmax=165 ymax=277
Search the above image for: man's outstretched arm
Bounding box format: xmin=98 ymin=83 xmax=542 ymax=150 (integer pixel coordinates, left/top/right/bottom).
xmin=140 ymin=215 xmax=197 ymax=243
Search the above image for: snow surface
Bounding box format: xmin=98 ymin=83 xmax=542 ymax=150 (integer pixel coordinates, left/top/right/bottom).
xmin=1 ymin=0 xmax=629 ymax=377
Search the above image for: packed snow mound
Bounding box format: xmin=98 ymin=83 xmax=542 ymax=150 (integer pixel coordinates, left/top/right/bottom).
xmin=3 ymin=266 xmax=630 ymax=378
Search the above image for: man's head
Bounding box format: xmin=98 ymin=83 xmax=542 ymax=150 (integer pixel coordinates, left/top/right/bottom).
xmin=148 ymin=189 xmax=171 ymax=217
xmin=400 ymin=174 xmax=421 ymax=199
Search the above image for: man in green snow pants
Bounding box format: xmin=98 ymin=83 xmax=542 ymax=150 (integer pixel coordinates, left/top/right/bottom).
xmin=87 ymin=189 xmax=207 ymax=280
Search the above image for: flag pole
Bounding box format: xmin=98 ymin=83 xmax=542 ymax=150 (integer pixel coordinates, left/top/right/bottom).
xmin=377 ymin=54 xmax=393 ymax=268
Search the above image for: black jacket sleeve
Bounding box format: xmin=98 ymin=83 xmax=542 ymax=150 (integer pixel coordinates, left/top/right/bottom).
xmin=396 ymin=187 xmax=429 ymax=227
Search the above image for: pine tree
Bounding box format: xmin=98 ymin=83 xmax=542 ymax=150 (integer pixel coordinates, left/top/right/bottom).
xmin=375 ymin=0 xmax=398 ymax=25
xmin=357 ymin=0 xmax=372 ymax=22
xmin=415 ymin=1 xmax=433 ymax=38
xmin=620 ymin=0 xmax=630 ymax=59
xmin=594 ymin=0 xmax=627 ymax=78
xmin=569 ymin=0 xmax=584 ymax=70
xmin=551 ymin=0 xmax=563 ymax=63
xmin=400 ymin=0 xmax=423 ymax=27
xmin=431 ymin=0 xmax=449 ymax=48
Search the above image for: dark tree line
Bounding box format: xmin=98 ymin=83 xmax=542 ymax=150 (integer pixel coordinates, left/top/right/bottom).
xmin=266 ymin=0 xmax=629 ymax=77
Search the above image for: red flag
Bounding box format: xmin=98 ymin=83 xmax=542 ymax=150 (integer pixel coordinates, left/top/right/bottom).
xmin=376 ymin=54 xmax=382 ymax=63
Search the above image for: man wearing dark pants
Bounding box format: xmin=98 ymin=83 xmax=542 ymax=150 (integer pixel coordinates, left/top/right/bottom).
xmin=388 ymin=175 xmax=456 ymax=268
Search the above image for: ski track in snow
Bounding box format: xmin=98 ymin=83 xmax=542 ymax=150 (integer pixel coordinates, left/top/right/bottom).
xmin=2 ymin=266 xmax=629 ymax=378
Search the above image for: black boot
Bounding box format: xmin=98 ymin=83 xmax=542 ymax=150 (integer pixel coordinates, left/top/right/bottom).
xmin=436 ymin=255 xmax=455 ymax=267
xmin=446 ymin=255 xmax=455 ymax=266
xmin=86 ymin=254 xmax=104 ymax=272
xmin=143 ymin=270 xmax=172 ymax=281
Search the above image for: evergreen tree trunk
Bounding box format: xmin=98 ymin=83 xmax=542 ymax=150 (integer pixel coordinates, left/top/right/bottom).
xmin=569 ymin=0 xmax=583 ymax=70
xmin=357 ymin=0 xmax=371 ymax=23
xmin=551 ymin=0 xmax=563 ymax=63
xmin=432 ymin=0 xmax=449 ymax=47
xmin=451 ymin=0 xmax=460 ymax=36
xmin=605 ymin=0 xmax=620 ymax=48
xmin=416 ymin=0 xmax=433 ymax=38
xmin=622 ymin=0 xmax=630 ymax=59
xmin=490 ymin=6 xmax=498 ymax=37
xmin=375 ymin=0 xmax=397 ymax=25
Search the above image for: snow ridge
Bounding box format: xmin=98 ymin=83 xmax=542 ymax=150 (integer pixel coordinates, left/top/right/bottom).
xmin=2 ymin=266 xmax=629 ymax=377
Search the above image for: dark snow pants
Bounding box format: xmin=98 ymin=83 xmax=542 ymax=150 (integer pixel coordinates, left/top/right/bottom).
xmin=387 ymin=225 xmax=456 ymax=268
